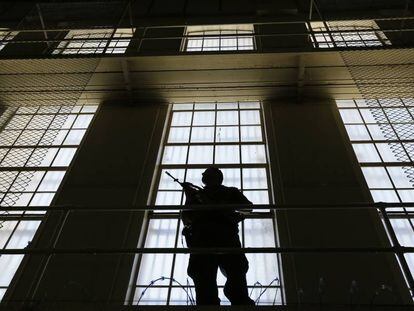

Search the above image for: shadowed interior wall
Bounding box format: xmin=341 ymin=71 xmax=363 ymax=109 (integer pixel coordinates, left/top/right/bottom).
xmin=5 ymin=101 xmax=168 ymax=304
xmin=264 ymin=99 xmax=411 ymax=304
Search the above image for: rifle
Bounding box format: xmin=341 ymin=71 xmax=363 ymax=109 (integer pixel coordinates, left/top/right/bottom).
xmin=165 ymin=171 xmax=203 ymax=191
xmin=165 ymin=172 xmax=247 ymax=225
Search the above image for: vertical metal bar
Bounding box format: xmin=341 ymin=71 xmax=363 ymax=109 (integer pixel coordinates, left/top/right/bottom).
xmin=36 ymin=4 xmax=51 ymax=49
xmin=312 ymin=0 xmax=337 ymax=48
xmin=309 ymin=0 xmax=314 ymax=21
xmin=380 ymin=206 xmax=414 ymax=295
xmin=29 ymin=208 xmax=71 ymax=300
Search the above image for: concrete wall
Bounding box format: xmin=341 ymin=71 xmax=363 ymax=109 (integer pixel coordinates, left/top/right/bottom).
xmin=5 ymin=101 xmax=168 ymax=305
xmin=264 ymin=99 xmax=411 ymax=304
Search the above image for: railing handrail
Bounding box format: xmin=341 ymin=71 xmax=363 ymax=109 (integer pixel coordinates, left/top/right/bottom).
xmin=0 ymin=201 xmax=413 ymax=212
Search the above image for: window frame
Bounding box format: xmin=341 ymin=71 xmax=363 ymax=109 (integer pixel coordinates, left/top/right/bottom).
xmin=127 ymin=101 xmax=284 ymax=306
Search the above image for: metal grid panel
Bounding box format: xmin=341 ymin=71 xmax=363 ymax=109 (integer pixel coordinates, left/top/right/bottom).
xmin=53 ymin=29 xmax=133 ymax=55
xmin=128 ymin=101 xmax=282 ymax=306
xmin=0 ymin=104 xmax=98 ymax=301
xmin=309 ymin=20 xmax=391 ymax=48
xmin=337 ymin=98 xmax=414 ymax=289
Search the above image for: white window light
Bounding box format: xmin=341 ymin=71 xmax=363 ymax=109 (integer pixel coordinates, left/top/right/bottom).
xmin=53 ymin=28 xmax=134 ymax=55
xmin=0 ymin=29 xmax=18 ymax=52
xmin=0 ymin=104 xmax=98 ymax=301
xmin=185 ymin=24 xmax=255 ymax=52
xmin=310 ymin=20 xmax=391 ymax=48
xmin=337 ymin=98 xmax=414 ymax=286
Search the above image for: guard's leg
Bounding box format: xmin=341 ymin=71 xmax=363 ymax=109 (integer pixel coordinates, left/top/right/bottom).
xmin=220 ymin=254 xmax=255 ymax=305
xmin=188 ymin=254 xmax=220 ymax=305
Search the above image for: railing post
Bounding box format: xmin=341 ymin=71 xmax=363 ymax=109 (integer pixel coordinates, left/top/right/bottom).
xmin=379 ymin=204 xmax=414 ymax=297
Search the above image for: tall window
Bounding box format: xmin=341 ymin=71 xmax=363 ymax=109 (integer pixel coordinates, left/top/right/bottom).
xmin=0 ymin=104 xmax=98 ymax=300
xmin=310 ymin=21 xmax=390 ymax=48
xmin=0 ymin=30 xmax=18 ymax=52
xmin=53 ymin=29 xmax=134 ymax=55
xmin=184 ymin=25 xmax=255 ymax=52
xmin=128 ymin=101 xmax=282 ymax=305
xmin=337 ymin=98 xmax=414 ymax=277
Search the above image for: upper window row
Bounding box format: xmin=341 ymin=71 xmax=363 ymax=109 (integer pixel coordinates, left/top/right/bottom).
xmin=0 ymin=20 xmax=391 ymax=55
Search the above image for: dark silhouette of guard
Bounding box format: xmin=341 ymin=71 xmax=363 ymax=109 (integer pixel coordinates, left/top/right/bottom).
xmin=178 ymin=167 xmax=255 ymax=305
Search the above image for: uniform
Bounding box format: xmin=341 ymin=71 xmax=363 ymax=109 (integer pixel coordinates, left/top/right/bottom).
xmin=182 ymin=184 xmax=255 ymax=305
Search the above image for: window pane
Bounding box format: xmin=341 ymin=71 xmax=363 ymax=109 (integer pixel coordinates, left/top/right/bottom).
xmin=168 ymin=127 xmax=190 ymax=143
xmin=81 ymin=105 xmax=99 ymax=113
xmin=344 ymin=125 xmax=370 ymax=141
xmin=387 ymin=167 xmax=413 ymax=188
xmin=240 ymin=110 xmax=260 ymax=125
xmin=190 ymin=127 xmax=214 ymax=143
xmin=0 ymin=221 xmax=17 ymax=248
xmin=339 ymin=109 xmax=363 ymax=124
xmin=361 ymin=167 xmax=392 ymax=188
xmin=194 ymin=103 xmax=215 ymax=110
xmin=216 ymin=111 xmax=238 ymax=125
xmin=336 ymin=100 xmax=356 ymax=108
xmin=162 ymin=146 xmax=188 ymax=164
xmin=352 ymin=144 xmax=381 ymax=162
xmin=38 ymin=171 xmax=65 ymax=191
xmin=30 ymin=193 xmax=54 ymax=206
xmin=134 ymin=287 xmax=169 ymax=305
xmin=241 ymin=145 xmax=266 ymax=163
xmin=25 ymin=171 xmax=45 ymax=191
xmin=215 ymin=145 xmax=240 ymax=164
xmin=63 ymin=130 xmax=86 ymax=145
xmin=216 ymin=102 xmax=238 ymax=110
xmin=240 ymin=126 xmax=262 ymax=142
xmin=185 ymin=169 xmax=205 ymax=187
xmin=137 ymin=219 xmax=177 ymax=285
xmin=360 ymin=109 xmax=386 ymax=124
xmin=159 ymin=169 xmax=185 ymax=190
xmin=367 ymin=124 xmax=396 ymax=140
xmin=0 ymin=255 xmax=24 ymax=286
xmin=376 ymin=143 xmax=409 ymax=162
xmin=243 ymin=190 xmax=269 ymax=204
xmin=192 ymin=111 xmax=215 ymax=126
xmin=171 ymin=112 xmax=192 ymax=126
xmin=73 ymin=115 xmax=93 ymax=129
xmin=391 ymin=219 xmax=414 ymax=247
xmin=239 ymin=102 xmax=260 ymax=109
xmin=52 ymin=148 xmax=76 ymax=166
xmin=243 ymin=168 xmax=267 ymax=189
xmin=173 ymin=104 xmax=193 ymax=111
xmin=398 ymin=190 xmax=414 ymax=202
xmin=188 ymin=146 xmax=213 ymax=164
xmin=216 ymin=126 xmax=239 ymax=142
xmin=221 ymin=168 xmax=241 ymax=188
xmin=370 ymin=190 xmax=399 ymax=202
xmin=155 ymin=191 xmax=182 ymax=206
xmin=6 ymin=221 xmax=41 ymax=249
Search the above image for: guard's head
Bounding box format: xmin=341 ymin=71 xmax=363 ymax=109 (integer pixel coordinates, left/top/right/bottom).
xmin=202 ymin=167 xmax=223 ymax=187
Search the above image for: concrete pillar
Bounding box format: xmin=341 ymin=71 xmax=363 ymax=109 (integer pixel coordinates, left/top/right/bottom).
xmin=263 ymin=99 xmax=411 ymax=305
xmin=5 ymin=101 xmax=168 ymax=306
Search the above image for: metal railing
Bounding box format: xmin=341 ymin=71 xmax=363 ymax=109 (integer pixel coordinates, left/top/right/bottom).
xmin=1 ymin=202 xmax=414 ymax=295
xmin=0 ymin=19 xmax=414 ymax=57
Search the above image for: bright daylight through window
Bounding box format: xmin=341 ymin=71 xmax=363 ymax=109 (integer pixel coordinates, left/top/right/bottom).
xmin=310 ymin=20 xmax=390 ymax=48
xmin=337 ymin=98 xmax=414 ymax=277
xmin=0 ymin=30 xmax=18 ymax=52
xmin=128 ymin=101 xmax=282 ymax=305
xmin=53 ymin=29 xmax=134 ymax=54
xmin=185 ymin=24 xmax=255 ymax=52
xmin=0 ymin=104 xmax=98 ymax=300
